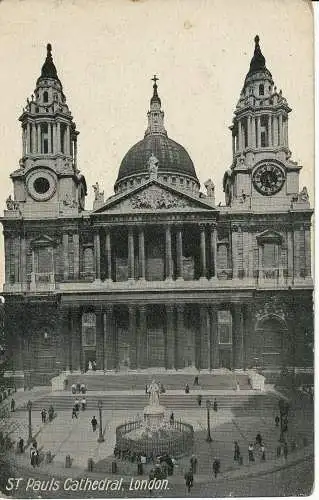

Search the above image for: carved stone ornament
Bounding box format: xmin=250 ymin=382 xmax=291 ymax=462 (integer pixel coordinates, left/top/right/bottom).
xmin=255 ymin=296 xmax=287 ymax=324
xmin=130 ymin=187 xmax=188 ymax=210
xmin=147 ymin=154 xmax=159 ymax=179
xmin=63 ymin=193 xmax=78 ymax=208
xmin=6 ymin=195 xmax=19 ymax=211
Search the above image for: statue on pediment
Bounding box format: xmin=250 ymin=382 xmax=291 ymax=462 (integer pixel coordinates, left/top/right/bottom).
xmin=6 ymin=195 xmax=19 ymax=211
xmin=204 ymin=178 xmax=215 ymax=198
xmin=92 ymin=182 xmax=104 ymax=203
xmin=299 ymin=186 xmax=309 ymax=202
xmin=147 ymin=154 xmax=159 ymax=179
xmin=63 ymin=193 xmax=78 ymax=208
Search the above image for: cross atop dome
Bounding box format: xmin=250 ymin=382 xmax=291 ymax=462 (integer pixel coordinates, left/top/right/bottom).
xmin=150 ymin=74 xmax=161 ymax=106
xmin=39 ymin=42 xmax=59 ymax=81
xmin=248 ymin=34 xmax=267 ymax=75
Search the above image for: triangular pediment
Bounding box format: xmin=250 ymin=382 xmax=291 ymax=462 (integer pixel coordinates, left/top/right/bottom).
xmin=93 ymin=179 xmax=215 ymax=214
xmin=256 ymin=230 xmax=283 ymax=243
xmin=30 ymin=235 xmax=57 ymax=247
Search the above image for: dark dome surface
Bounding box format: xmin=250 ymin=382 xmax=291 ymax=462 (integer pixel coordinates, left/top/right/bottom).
xmin=116 ymin=134 xmax=198 ymax=183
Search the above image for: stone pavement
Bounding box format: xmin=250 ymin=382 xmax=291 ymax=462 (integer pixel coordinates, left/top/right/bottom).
xmin=7 ymin=387 xmax=313 ymax=485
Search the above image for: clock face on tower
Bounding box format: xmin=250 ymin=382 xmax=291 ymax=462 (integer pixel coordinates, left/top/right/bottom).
xmin=252 ymin=163 xmax=285 ymax=196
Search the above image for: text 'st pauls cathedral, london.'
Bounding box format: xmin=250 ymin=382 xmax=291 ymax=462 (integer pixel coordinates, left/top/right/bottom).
xmin=1 ymin=37 xmax=313 ymax=384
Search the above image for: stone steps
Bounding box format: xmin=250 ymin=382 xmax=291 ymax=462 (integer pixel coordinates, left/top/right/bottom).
xmin=19 ymin=393 xmax=279 ymax=412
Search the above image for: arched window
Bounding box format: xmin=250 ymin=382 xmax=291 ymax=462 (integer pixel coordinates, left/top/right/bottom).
xmin=259 ymin=84 xmax=264 ymax=96
xmin=43 ymin=91 xmax=48 ymax=103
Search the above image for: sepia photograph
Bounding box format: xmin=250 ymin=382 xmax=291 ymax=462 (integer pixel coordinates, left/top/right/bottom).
xmin=0 ymin=0 xmax=314 ymax=498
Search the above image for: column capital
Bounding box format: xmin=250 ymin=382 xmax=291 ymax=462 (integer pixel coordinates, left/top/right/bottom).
xmin=105 ymin=304 xmax=113 ymax=314
xmin=176 ymin=304 xmax=184 ymax=314
xmin=165 ymin=303 xmax=175 ymax=313
xmin=139 ymin=305 xmax=147 ymax=314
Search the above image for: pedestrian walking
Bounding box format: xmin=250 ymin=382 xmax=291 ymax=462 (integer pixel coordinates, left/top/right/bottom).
xmin=248 ymin=443 xmax=255 ymax=462
xmin=145 ymin=384 xmax=148 ymax=395
xmin=185 ymin=383 xmax=190 ymax=394
xmin=190 ymin=454 xmax=198 ymax=474
xmin=184 ymin=468 xmax=194 ymax=493
xmin=275 ymin=415 xmax=280 ymax=427
xmin=74 ymin=398 xmax=80 ymax=412
xmin=76 ymin=382 xmax=81 ymax=393
xmin=72 ymin=407 xmax=78 ymax=419
xmin=283 ymin=441 xmax=288 ymax=459
xmin=170 ymin=412 xmax=174 ymax=425
xmin=10 ymin=398 xmax=15 ymax=412
xmin=81 ymin=397 xmax=86 ymax=410
xmin=71 ymin=383 xmax=76 ymax=394
xmin=197 ymin=394 xmax=202 ymax=406
xmin=91 ymin=416 xmax=98 ymax=431
xmin=41 ymin=408 xmax=47 ymax=423
xmin=212 ymin=458 xmax=220 ymax=478
xmin=48 ymin=405 xmax=54 ymax=422
xmin=30 ymin=445 xmax=38 ymax=468
xmin=276 ymin=444 xmax=282 ymax=457
xmin=18 ymin=437 xmax=24 ymax=453
xmin=213 ymin=398 xmax=218 ymax=412
xmin=80 ymin=383 xmax=86 ymax=394
xmin=234 ymin=441 xmax=240 ymax=461
xmin=193 ymin=375 xmax=199 ymax=386
xmin=261 ymin=444 xmax=266 ymax=461
xmin=255 ymin=433 xmax=262 ymax=446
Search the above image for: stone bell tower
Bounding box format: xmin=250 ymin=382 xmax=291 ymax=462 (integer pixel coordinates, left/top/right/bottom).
xmin=9 ymin=44 xmax=87 ymax=217
xmin=223 ymin=36 xmax=308 ymax=212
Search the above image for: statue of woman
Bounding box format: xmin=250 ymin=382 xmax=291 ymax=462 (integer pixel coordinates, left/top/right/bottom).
xmin=148 ymin=379 xmax=160 ymax=406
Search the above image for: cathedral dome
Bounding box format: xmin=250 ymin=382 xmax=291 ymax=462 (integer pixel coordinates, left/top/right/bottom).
xmin=114 ymin=76 xmax=200 ymax=193
xmin=116 ymin=134 xmax=198 ymax=184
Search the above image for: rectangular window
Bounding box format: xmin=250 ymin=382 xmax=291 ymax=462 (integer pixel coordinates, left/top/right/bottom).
xmin=35 ymin=247 xmax=53 ymax=273
xmin=263 ymin=243 xmax=278 ymax=268
xmin=218 ymin=310 xmax=232 ymax=344
xmin=82 ymin=312 xmax=96 ymax=346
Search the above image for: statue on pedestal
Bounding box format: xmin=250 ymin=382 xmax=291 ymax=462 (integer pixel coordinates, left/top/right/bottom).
xmin=148 ymin=379 xmax=160 ymax=406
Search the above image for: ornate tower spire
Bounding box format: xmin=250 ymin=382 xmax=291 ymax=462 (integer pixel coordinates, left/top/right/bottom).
xmin=18 ymin=43 xmax=79 ymax=170
xmin=145 ymin=75 xmax=167 ymax=136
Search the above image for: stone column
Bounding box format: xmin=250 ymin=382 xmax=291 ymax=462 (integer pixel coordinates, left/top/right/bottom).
xmin=251 ymin=116 xmax=256 ymax=148
xmin=31 ymin=124 xmax=36 ymax=154
xmin=304 ymin=223 xmax=311 ymax=278
xmin=70 ymin=308 xmax=81 ymax=372
xmin=165 ymin=304 xmax=175 ymax=369
xmin=242 ymin=228 xmax=249 ymax=278
xmin=22 ymin=126 xmax=26 ymax=156
xmin=26 ymin=123 xmax=31 ymax=154
xmin=267 ymin=115 xmax=272 ymax=147
xmin=74 ymin=137 xmax=78 ymax=169
xmin=231 ymin=227 xmax=238 ymax=279
xmin=278 ymin=114 xmax=283 ymax=145
xmin=105 ymin=228 xmax=112 ymax=281
xmin=4 ymin=236 xmax=10 ymax=284
xmin=96 ymin=308 xmax=104 ymax=370
xmin=210 ymin=305 xmax=219 ymax=369
xmin=56 ymin=122 xmax=61 ymax=153
xmin=62 ymin=233 xmax=69 ymax=280
xmin=66 ymin=125 xmax=71 ymax=155
xmin=293 ymin=225 xmax=300 ymax=279
xmin=176 ymin=226 xmax=183 ymax=280
xmin=48 ymin=123 xmax=52 ymax=153
xmin=232 ymin=304 xmax=244 ymax=369
xmin=103 ymin=305 xmax=114 ymax=370
xmin=258 ymin=245 xmax=263 ymax=281
xmin=200 ymin=305 xmax=209 ymax=369
xmin=94 ymin=231 xmax=101 ymax=280
xmin=37 ymin=124 xmax=41 ymax=154
xmin=209 ymin=223 xmax=217 ymax=278
xmin=238 ymin=120 xmax=242 ymax=151
xmin=232 ymin=133 xmax=235 ymax=156
xmin=176 ymin=305 xmax=184 ymax=368
xmin=284 ymin=118 xmax=289 ymax=148
xmin=128 ymin=227 xmax=135 ymax=280
xmin=128 ymin=306 xmax=137 ymax=369
xmin=199 ymin=224 xmax=207 ymax=279
xmin=20 ymin=236 xmax=26 ymax=284
xmin=138 ymin=227 xmax=146 ymax=280
xmin=53 ymin=123 xmax=57 ymax=154
xmin=287 ymin=229 xmax=293 ymax=279
xmin=139 ymin=305 xmax=147 ymax=368
xmin=256 ymin=116 xmax=261 ymax=148
xmin=165 ymin=225 xmax=173 ymax=280
xmin=272 ymin=114 xmax=277 ymax=147
xmin=73 ymin=233 xmax=79 ymax=279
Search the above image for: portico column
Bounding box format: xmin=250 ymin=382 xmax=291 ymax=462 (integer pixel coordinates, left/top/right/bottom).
xmin=73 ymin=233 xmax=79 ymax=279
xmin=304 ymin=223 xmax=311 ymax=278
xmin=200 ymin=305 xmax=209 ymax=369
xmin=105 ymin=228 xmax=112 ymax=281
xmin=56 ymin=122 xmax=61 ymax=153
xmin=199 ymin=224 xmax=207 ymax=279
xmin=176 ymin=226 xmax=183 ymax=280
xmin=176 ymin=305 xmax=184 ymax=368
xmin=53 ymin=123 xmax=57 ymax=154
xmin=251 ymin=116 xmax=256 ymax=148
xmin=128 ymin=227 xmax=135 ymax=280
xmin=66 ymin=125 xmax=71 ymax=155
xmin=272 ymin=114 xmax=277 ymax=147
xmin=139 ymin=306 xmax=147 ymax=368
xmin=96 ymin=307 xmax=104 ymax=370
xmin=210 ymin=305 xmax=219 ymax=369
xmin=94 ymin=231 xmax=101 ymax=280
xmin=128 ymin=306 xmax=137 ymax=369
xmin=287 ymin=230 xmax=293 ymax=279
xmin=31 ymin=124 xmax=37 ymax=154
xmin=104 ymin=305 xmax=115 ymax=371
xmin=232 ymin=133 xmax=235 ymax=156
xmin=26 ymin=123 xmax=31 ymax=154
xmin=232 ymin=304 xmax=244 ymax=369
xmin=138 ymin=227 xmax=146 ymax=280
xmin=37 ymin=124 xmax=41 ymax=153
xmin=238 ymin=120 xmax=243 ymax=151
xmin=278 ymin=114 xmax=283 ymax=145
xmin=267 ymin=115 xmax=272 ymax=147
xmin=165 ymin=304 xmax=175 ymax=369
xmin=165 ymin=225 xmax=173 ymax=280
xmin=209 ymin=223 xmax=217 ymax=278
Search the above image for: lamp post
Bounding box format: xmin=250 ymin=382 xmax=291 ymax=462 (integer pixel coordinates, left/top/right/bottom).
xmin=97 ymin=399 xmax=104 ymax=443
xmin=206 ymin=399 xmax=212 ymax=442
xmin=27 ymin=400 xmax=32 ymax=444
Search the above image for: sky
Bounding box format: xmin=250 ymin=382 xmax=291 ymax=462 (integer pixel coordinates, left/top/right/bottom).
xmin=0 ymin=0 xmax=314 ymax=286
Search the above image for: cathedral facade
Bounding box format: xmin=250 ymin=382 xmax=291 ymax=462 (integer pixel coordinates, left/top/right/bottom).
xmin=1 ymin=38 xmax=313 ymax=384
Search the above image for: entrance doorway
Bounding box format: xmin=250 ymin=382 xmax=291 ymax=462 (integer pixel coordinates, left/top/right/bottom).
xmin=83 ymin=349 xmax=96 ymax=372
xmin=219 ymin=349 xmax=232 ymax=369
xmin=256 ymin=316 xmax=285 ymax=368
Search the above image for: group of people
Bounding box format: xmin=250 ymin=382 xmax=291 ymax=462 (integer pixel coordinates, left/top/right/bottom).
xmin=71 ymin=396 xmax=87 ymax=418
xmin=41 ymin=406 xmax=55 ymax=423
xmin=71 ymin=382 xmax=87 ymax=395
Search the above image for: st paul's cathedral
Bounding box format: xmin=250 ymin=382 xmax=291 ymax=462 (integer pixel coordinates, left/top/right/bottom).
xmin=1 ymin=37 xmax=313 ymax=384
